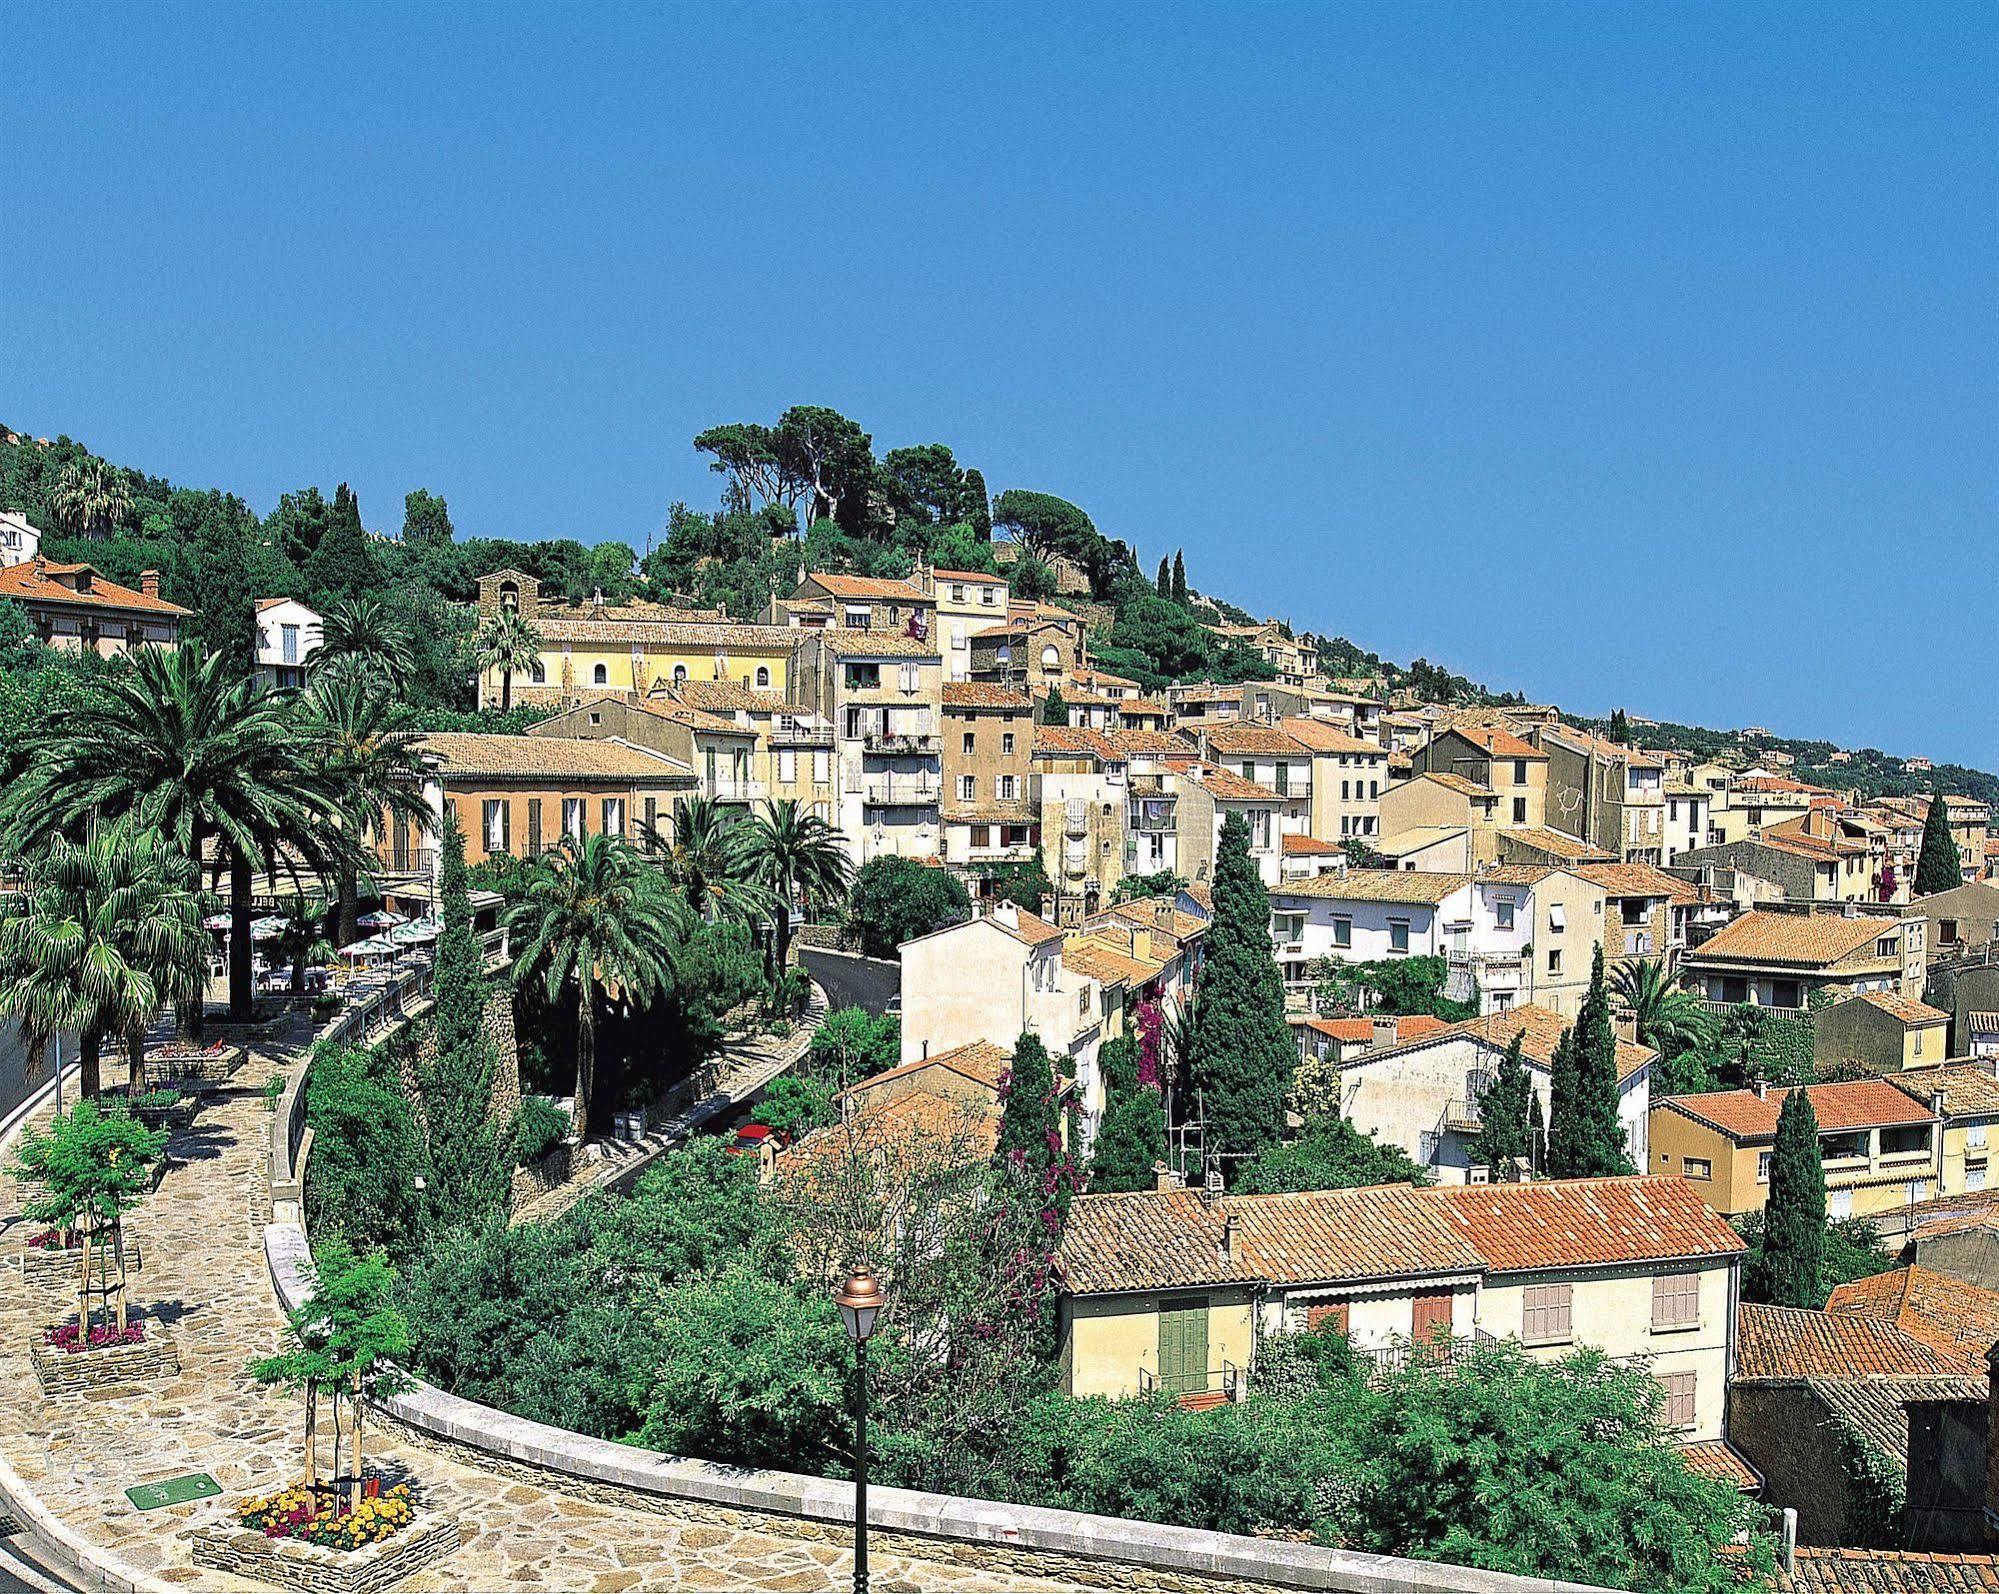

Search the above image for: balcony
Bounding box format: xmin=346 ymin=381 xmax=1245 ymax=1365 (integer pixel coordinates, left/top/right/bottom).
xmin=860 ymin=730 xmax=939 ymax=755
xmin=1136 ymin=1361 xmax=1248 ymax=1406
xmin=861 ymin=776 xmax=940 ymax=807
xmin=708 ymin=779 xmax=767 ymax=803
xmin=1356 ymin=1329 xmax=1498 ymax=1375
xmin=1701 ymin=999 xmax=1804 ymax=1020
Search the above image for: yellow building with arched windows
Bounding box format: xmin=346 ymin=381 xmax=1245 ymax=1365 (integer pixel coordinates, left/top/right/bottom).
xmin=475 ymin=570 xmax=799 ymax=709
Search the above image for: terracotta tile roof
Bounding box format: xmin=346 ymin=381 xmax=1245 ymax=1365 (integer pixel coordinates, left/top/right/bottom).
xmin=1910 ymin=1208 xmax=1999 ymax=1244
xmin=1277 ymin=717 xmax=1385 ymax=757
xmin=941 ymin=802 xmax=1037 ymax=825
xmin=1120 ymin=697 xmax=1170 ymax=716
xmin=1476 ymin=864 xmax=1560 ymax=885
xmin=1061 ymin=939 xmax=1159 ymax=988
xmin=1449 ymin=725 xmax=1545 ymax=761
xmin=417 ymin=733 xmax=693 ymax=782
xmin=1889 ymin=1063 xmax=1999 ymax=1119
xmin=1379 ymin=1003 xmax=1653 ymax=1084
xmin=531 ymin=617 xmax=799 ymax=649
xmin=0 ymin=560 xmax=190 ymax=617
xmin=940 ymin=682 xmax=1033 ymax=711
xmin=932 ymin=568 xmax=1005 ymax=584
xmin=1826 ymin=1266 xmax=1999 ymax=1374
xmin=1810 ymin=1375 xmax=1989 ymax=1466
xmin=1070 ymin=667 xmax=1138 ymax=689
xmin=814 ymin=628 xmax=939 ymax=658
xmin=1853 ymin=991 xmax=1951 ymax=1026
xmin=1752 ymin=828 xmax=1868 ymax=862
xmin=1542 ymin=725 xmax=1664 ymax=766
xmin=1662 ymin=1079 xmax=1934 ymax=1142
xmin=844 ymin=1039 xmax=1014 ymax=1101
xmin=1898 ymin=1187 xmax=1999 ymax=1236
xmin=1500 ymin=826 xmax=1616 ymax=862
xmin=255 ymin=595 xmax=294 ymax=613
xmin=1293 ymin=1013 xmax=1449 ymax=1046
xmin=979 ymin=905 xmax=1065 ymax=948
xmin=1200 ymin=722 xmax=1310 ymax=757
xmin=1572 ymin=861 xmax=1701 ymax=905
xmin=1781 ymin=1548 xmax=1999 ymax=1592
xmin=1414 ymin=771 xmax=1495 ymax=799
xmin=1690 ymin=910 xmax=1898 ymax=968
xmin=1377 ymin=825 xmax=1471 ymax=859
xmin=798 ymin=572 xmax=928 ymax=601
xmin=1032 ymin=725 xmax=1123 ymax=760
xmin=1273 ymin=869 xmax=1471 ymax=905
xmin=1429 ymin=1175 xmax=1742 ymax=1273
xmin=779 ymin=1085 xmax=1002 ymax=1181
xmin=629 ymin=698 xmax=756 ymax=737
xmin=1734 ymin=1302 xmax=1965 ymax=1380
xmin=1281 ymin=834 xmax=1343 ymax=855
xmin=1677 ymin=1440 xmax=1760 ymax=1492
xmin=1179 ymin=762 xmax=1281 ymax=802
xmin=667 ymin=680 xmax=784 ymax=713
xmin=1099 ymin=899 xmax=1209 ymax=945
xmin=1102 ymin=729 xmax=1195 ymax=755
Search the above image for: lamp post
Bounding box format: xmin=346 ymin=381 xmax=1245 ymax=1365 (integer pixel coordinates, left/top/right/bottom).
xmin=833 ymin=1266 xmax=883 ymax=1594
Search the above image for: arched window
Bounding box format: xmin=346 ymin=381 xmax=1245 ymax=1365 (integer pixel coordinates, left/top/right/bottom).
xmin=755 ymin=666 xmax=770 ymax=687
xmin=673 ymin=664 xmax=689 ymax=686
xmin=1040 ymin=644 xmax=1060 ymax=670
xmin=498 ymin=581 xmax=520 ymax=610
xmin=528 ymin=658 xmax=546 ymax=685
xmin=592 ymin=663 xmax=608 ymax=686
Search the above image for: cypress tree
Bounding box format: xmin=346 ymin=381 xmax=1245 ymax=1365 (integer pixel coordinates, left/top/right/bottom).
xmin=1040 ymin=685 xmax=1068 ymax=726
xmin=1915 ymin=793 xmax=1963 ymax=896
xmin=1546 ymin=945 xmax=1632 ymax=1177
xmin=995 ymin=1029 xmax=1077 ymax=1353
xmin=962 ymin=468 xmax=992 ymax=539
xmin=998 ymin=1030 xmax=1067 ymax=1209
xmin=1607 ymin=708 xmax=1631 ymax=745
xmin=1170 ymin=550 xmax=1189 ymax=606
xmin=1471 ymin=1033 xmax=1533 ymax=1180
xmin=303 ymin=483 xmax=380 ymax=602
xmin=1751 ymin=1087 xmax=1826 ymax=1307
xmin=1186 ymin=812 xmax=1293 ymax=1161
xmin=1156 ymin=557 xmax=1171 ymax=597
xmin=416 ymin=814 xmax=506 ymax=1226
xmin=1087 ymin=1035 xmax=1165 ymax=1194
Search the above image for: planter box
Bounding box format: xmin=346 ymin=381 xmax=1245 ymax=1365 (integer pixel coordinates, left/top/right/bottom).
xmin=190 ymin=1515 xmax=465 ymax=1594
xmin=16 ymin=1238 xmax=144 ymax=1291
xmin=29 ymin=1327 xmax=179 ymax=1395
xmin=143 ymin=1043 xmax=246 ymax=1088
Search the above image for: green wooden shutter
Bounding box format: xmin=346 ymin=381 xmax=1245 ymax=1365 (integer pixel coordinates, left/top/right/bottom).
xmin=1157 ymin=1296 xmax=1210 ymax=1395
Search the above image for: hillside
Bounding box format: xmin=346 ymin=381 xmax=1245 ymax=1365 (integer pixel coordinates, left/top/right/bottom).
xmin=2 ymin=411 xmax=1990 ymax=805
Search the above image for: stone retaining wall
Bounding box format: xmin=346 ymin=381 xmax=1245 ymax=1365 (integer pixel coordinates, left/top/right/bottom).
xmin=17 ymin=1238 xmax=144 ymax=1291
xmin=190 ymin=1516 xmax=465 ymax=1594
xmin=508 ymin=1141 xmax=572 ymax=1212
xmin=29 ymin=1329 xmax=180 ymax=1395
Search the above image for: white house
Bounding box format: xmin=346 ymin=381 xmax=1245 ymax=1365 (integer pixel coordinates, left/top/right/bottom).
xmin=0 ymin=511 xmax=42 ymax=568
xmin=254 ymin=596 xmax=323 ymax=689
xmin=1267 ymin=870 xmax=1474 ymax=986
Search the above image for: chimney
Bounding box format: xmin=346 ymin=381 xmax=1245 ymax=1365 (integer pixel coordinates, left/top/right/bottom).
xmin=991 ymin=901 xmax=1019 ymax=931
xmin=1201 ymin=1163 xmax=1225 ymax=1203
xmin=1931 ymin=1089 xmax=1946 ymax=1119
xmin=1220 ymin=1211 xmax=1240 ymax=1262
xmin=1753 ymin=1078 xmax=1768 ymax=1100
xmin=1132 ymin=927 xmax=1152 ymax=963
xmin=1371 ymin=1015 xmax=1399 ymax=1051
xmin=1154 ymin=1161 xmax=1182 ymax=1192
xmin=1154 ymin=901 xmax=1176 ymax=932
xmin=139 ymin=569 xmax=161 ymax=599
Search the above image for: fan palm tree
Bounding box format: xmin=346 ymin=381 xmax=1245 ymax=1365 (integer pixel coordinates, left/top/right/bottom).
xmin=267 ymin=891 xmax=334 ymax=1000
xmin=0 ymin=822 xmax=205 ymax=1098
xmin=1611 ymin=956 xmax=1716 ymax=1060
xmin=474 ymin=607 xmax=543 ymax=713
xmin=47 ymin=457 xmax=130 ymax=543
xmin=736 ymin=798 xmax=853 ymax=975
xmin=312 ymin=596 xmax=415 ymax=694
xmin=1 ymin=642 xmax=342 ymax=1021
xmin=642 ymin=795 xmax=762 ymax=922
xmin=294 ymin=663 xmax=430 ymax=945
xmin=504 ymin=833 xmax=687 ymax=1138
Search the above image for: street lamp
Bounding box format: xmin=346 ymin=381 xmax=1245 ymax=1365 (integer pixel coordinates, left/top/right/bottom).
xmin=833 ymin=1266 xmax=883 ymax=1594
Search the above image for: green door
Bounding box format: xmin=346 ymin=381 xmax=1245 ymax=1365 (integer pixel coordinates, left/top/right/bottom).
xmin=1157 ymin=1296 xmax=1210 ymax=1395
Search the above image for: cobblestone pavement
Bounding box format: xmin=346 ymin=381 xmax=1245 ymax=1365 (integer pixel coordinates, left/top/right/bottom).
xmin=0 ymin=1047 xmax=1075 ymax=1592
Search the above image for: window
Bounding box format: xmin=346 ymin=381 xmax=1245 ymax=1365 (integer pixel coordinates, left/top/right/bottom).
xmin=981 ymin=585 xmax=996 ymax=605
xmin=963 ymin=732 xmax=976 ymax=754
xmin=1512 ymin=797 xmax=1527 ymax=823
xmin=601 ymin=798 xmax=625 ymax=836
xmin=899 ymin=664 xmax=920 ymax=695
xmin=998 ymin=775 xmax=1017 ymax=801
xmin=1969 ymin=1122 xmax=1988 ymax=1151
xmin=1041 ymin=645 xmax=1060 ymax=671
xmin=562 ymin=797 xmax=585 ymax=839
xmin=280 ymin=623 xmax=299 ymax=664
xmin=844 ymin=663 xmax=881 ymax=690
xmin=527 ymin=799 xmax=543 ymax=855
xmin=643 ymin=797 xmax=657 ymax=836
xmin=1877 ymin=936 xmax=1898 ymax=959
xmin=1548 ymin=903 xmax=1567 ymax=932
xmin=1512 ymin=759 xmax=1528 ymax=783
xmin=812 ymin=750 xmax=831 ymax=784
xmin=1522 ymin=1282 xmax=1572 ymax=1345
xmin=592 ymin=663 xmax=608 ymax=686
xmin=1652 ymin=1273 xmax=1700 ymax=1330
xmin=970 ymin=825 xmax=990 ymax=848
xmin=1341 ymin=779 xmax=1351 ymax=801
xmin=755 ymin=666 xmax=770 ymax=687
xmin=1272 ymin=912 xmax=1305 ymax=944
xmin=1757 ymin=1150 xmax=1771 ymax=1183
xmin=778 ymin=749 xmax=797 ymax=784
xmin=1683 ymin=1157 xmax=1712 ymax=1180
xmin=959 ymin=775 xmax=976 ymax=801
xmin=528 ymin=657 xmax=546 ymax=684
xmin=844 ymin=607 xmax=871 ymax=628
xmin=1915 ymin=1028 xmax=1926 ymax=1057
xmin=1002 ymin=732 xmax=1015 ymax=755
xmin=1388 ymin=919 xmax=1411 ymax=955
xmin=1332 ymin=917 xmax=1352 ymax=949
xmin=483 ymin=799 xmax=509 ymax=855
xmin=1494 ymin=899 xmax=1516 ymax=931
xmin=1829 ymin=1188 xmax=1853 ymax=1218
xmin=1906 ymin=1178 xmax=1931 ymax=1204
xmin=1547 ymin=948 xmax=1563 ymax=975
xmin=949 ymin=584 xmax=964 ymax=603
xmin=1660 ymin=1372 xmax=1697 ymax=1430
xmin=1881 ymin=1125 xmax=1930 ymax=1157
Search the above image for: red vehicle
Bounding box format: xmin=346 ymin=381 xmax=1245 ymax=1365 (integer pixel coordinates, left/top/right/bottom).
xmin=725 ymin=1122 xmax=788 ymax=1155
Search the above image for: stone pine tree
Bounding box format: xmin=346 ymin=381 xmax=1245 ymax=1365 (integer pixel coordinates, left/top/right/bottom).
xmin=1751 ymin=1087 xmax=1826 ymax=1307
xmin=1471 ymin=1033 xmax=1534 ymax=1181
xmin=1546 ymin=945 xmax=1633 ymax=1177
xmin=416 ymin=813 xmax=506 ymax=1226
xmin=1170 ymin=550 xmax=1189 ymax=606
xmin=1187 ymin=812 xmax=1294 ymax=1163
xmin=1915 ymin=793 xmax=1963 ymax=897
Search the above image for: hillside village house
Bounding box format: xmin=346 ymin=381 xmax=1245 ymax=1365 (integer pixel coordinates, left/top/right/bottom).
xmin=1494 ymin=825 xmax=1618 ymax=869
xmin=1201 ymin=620 xmax=1318 ymax=686
xmin=1661 ymin=781 xmax=1714 ymax=866
xmin=1917 ymin=881 xmax=1999 ymax=955
xmin=1279 ymin=833 xmax=1347 ymax=881
xmin=0 ymin=510 xmax=42 ymax=566
xmin=1033 ymin=725 xmax=1130 ymax=923
xmin=1192 ymin=721 xmax=1314 ymax=837
xmin=1885 ymin=1063 xmax=1999 ymax=1198
xmin=474 ymin=569 xmax=795 ymax=706
xmin=792 ymin=628 xmax=943 ymax=863
xmin=0 ymin=559 xmax=187 ymax=655
xmin=1682 ymin=908 xmax=1927 ymax=1015
xmin=253 ymin=596 xmax=322 ymax=689
xmin=1277 ymin=716 xmax=1386 ymax=843
xmin=1571 ymin=861 xmax=1700 ymax=975
xmin=778 ymin=570 xmax=936 ymax=639
xmin=1289 ymin=1012 xmax=1449 ymax=1067
xmin=1328 ymin=1003 xmax=1654 ymax=1181
xmin=938 ymin=683 xmax=1039 ymax=891
xmin=1161 ymin=760 xmax=1284 ymax=888
xmin=918 ymin=566 xmax=1008 ymax=680
xmin=1536 ymin=726 xmax=1667 ymax=864
xmin=1675 ymin=829 xmax=1890 ymax=907
xmin=1704 ymin=775 xmax=1820 ymax=848
xmin=662 ymin=679 xmax=836 ymax=820
xmin=1412 ymin=724 xmax=1548 ymax=831
xmin=1812 ymin=991 xmax=1954 ymax=1075
xmin=1055 ymin=1176 xmax=1741 ymax=1442
xmin=394 ymin=732 xmax=696 ymax=873
xmin=1650 ymin=1078 xmax=1948 ymax=1219
xmin=896 ymin=904 xmax=1111 ymax=1136
xmin=527 ymin=696 xmax=760 ymax=813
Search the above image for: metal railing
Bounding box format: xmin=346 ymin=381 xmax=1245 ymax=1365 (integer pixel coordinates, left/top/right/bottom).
xmin=1701 ymin=999 xmax=1804 ymax=1019
xmin=1357 ymin=1329 xmax=1497 ymax=1374
xmin=861 ymin=731 xmax=939 ymax=755
xmin=1136 ymin=1361 xmax=1247 ymax=1402
xmin=861 ymin=777 xmax=940 ymax=806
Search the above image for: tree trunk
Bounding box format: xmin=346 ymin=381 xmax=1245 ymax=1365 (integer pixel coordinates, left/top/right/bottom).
xmin=111 ymin=1219 xmax=127 ymax=1333
xmin=500 ymin=667 xmax=513 ymax=714
xmin=75 ymin=1219 xmax=92 ymax=1342
xmin=338 ymin=861 xmax=359 ymax=950
xmin=349 ymin=1371 xmax=365 ymax=1513
xmin=127 ymin=1025 xmax=147 ymax=1094
xmin=574 ymin=988 xmax=596 ymax=1141
xmin=229 ymin=851 xmax=255 ymax=1020
xmin=303 ymin=1382 xmax=318 ymax=1490
xmin=79 ymin=1028 xmax=102 ymax=1101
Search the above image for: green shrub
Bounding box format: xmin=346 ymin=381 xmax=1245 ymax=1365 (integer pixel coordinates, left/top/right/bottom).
xmin=509 ymin=1097 xmax=571 ymax=1167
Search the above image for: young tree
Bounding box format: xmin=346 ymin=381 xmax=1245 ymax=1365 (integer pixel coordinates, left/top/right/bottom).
xmin=1750 ymin=1088 xmax=1826 ymax=1307
xmin=314 ymin=597 xmax=416 ymax=694
xmin=1170 ymin=550 xmax=1188 ymax=606
xmin=846 ymin=856 xmax=969 ymax=959
xmin=995 ymin=1029 xmax=1078 ymax=1351
xmin=419 ymin=814 xmax=507 ymax=1227
xmin=1915 ymin=793 xmax=1964 ymax=896
xmin=1039 ymin=685 xmax=1068 ymax=726
xmin=267 ymin=892 xmax=332 ymax=1001
xmin=736 ymin=797 xmax=854 ymax=974
xmin=1546 ymin=945 xmax=1632 ymax=1178
xmin=13 ymin=1100 xmax=165 ymax=1339
xmin=1612 ymin=957 xmax=1715 ymax=1062
xmin=48 ymin=457 xmax=131 ymax=542
xmin=1235 ymin=1116 xmax=1426 ymax=1194
xmin=1185 ymin=813 xmax=1293 ymax=1161
xmin=1471 ymin=1034 xmax=1534 ymax=1180
xmin=474 ymin=607 xmax=544 ymax=713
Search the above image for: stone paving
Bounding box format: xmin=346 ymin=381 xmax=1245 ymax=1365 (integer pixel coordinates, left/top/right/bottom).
xmin=0 ymin=1044 xmax=1076 ymax=1593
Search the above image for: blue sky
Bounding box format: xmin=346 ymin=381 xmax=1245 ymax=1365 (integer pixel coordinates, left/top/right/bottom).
xmin=5 ymin=4 xmax=1993 ymax=764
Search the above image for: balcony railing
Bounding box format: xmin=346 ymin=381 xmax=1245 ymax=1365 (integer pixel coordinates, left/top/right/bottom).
xmin=708 ymin=779 xmax=768 ymax=803
xmin=1701 ymin=999 xmax=1804 ymax=1019
xmin=1136 ymin=1361 xmax=1247 ymax=1403
xmin=860 ymin=731 xmax=939 ymax=755
xmin=861 ymin=777 xmax=940 ymax=806
xmin=1357 ymin=1328 xmax=1497 ymax=1374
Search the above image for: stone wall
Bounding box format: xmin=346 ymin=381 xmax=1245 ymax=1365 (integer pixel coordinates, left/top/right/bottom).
xmin=508 ymin=1141 xmax=572 ymax=1213
xmin=29 ymin=1330 xmax=180 ymax=1396
xmin=190 ymin=1516 xmax=465 ymax=1594
xmin=408 ymin=989 xmax=521 ymax=1138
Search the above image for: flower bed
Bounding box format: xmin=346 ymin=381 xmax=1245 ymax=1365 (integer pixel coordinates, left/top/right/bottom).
xmin=143 ymin=1041 xmax=246 ymax=1088
xmin=100 ymin=1087 xmax=198 ymax=1132
xmin=239 ymin=1483 xmax=415 ymax=1549
xmin=191 ymin=1499 xmax=464 ymax=1594
xmin=28 ymin=1323 xmax=178 ymax=1395
xmin=45 ymin=1320 xmax=147 ymax=1353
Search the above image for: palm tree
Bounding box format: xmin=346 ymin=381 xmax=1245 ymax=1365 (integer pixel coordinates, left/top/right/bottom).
xmin=295 ymin=664 xmax=430 ymax=945
xmin=642 ymin=795 xmax=762 ymax=922
xmin=1 ymin=642 xmax=342 ymax=1021
xmin=504 ymin=833 xmax=687 ymax=1138
xmin=0 ymin=822 xmax=205 ymax=1098
xmin=736 ymin=799 xmax=853 ymax=976
xmin=474 ymin=607 xmax=543 ymax=713
xmin=1611 ymin=956 xmax=1716 ymax=1060
xmin=48 ymin=457 xmax=130 ymax=543
xmin=267 ymin=891 xmax=333 ymax=1000
xmin=313 ymin=596 xmax=415 ymax=694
